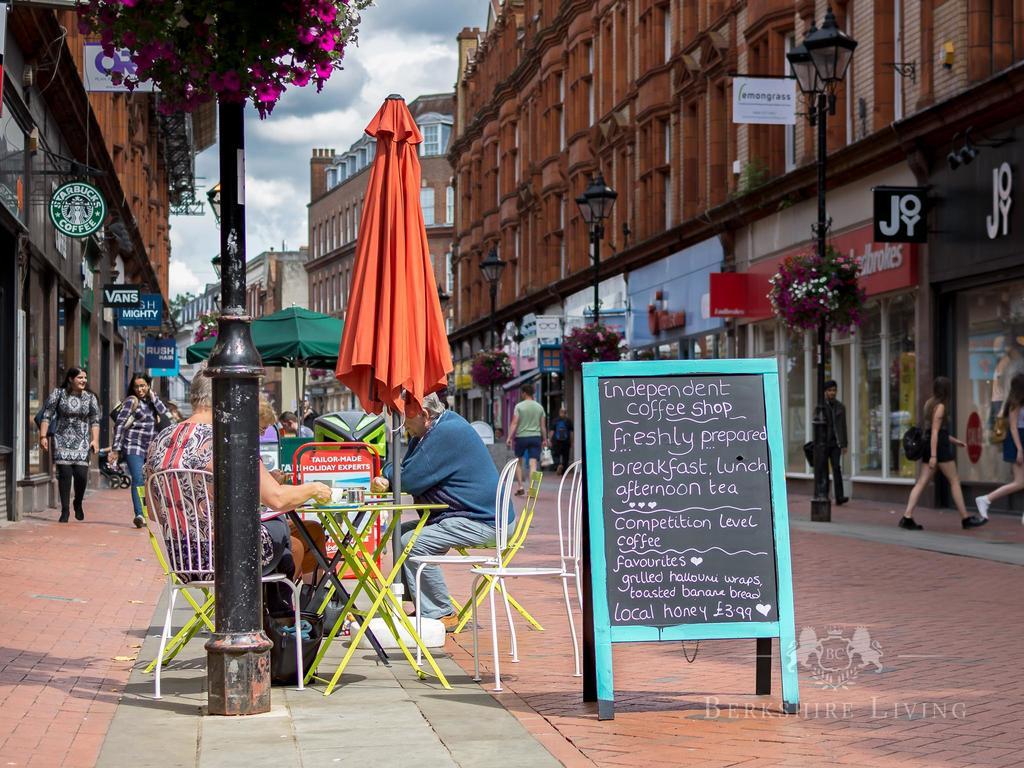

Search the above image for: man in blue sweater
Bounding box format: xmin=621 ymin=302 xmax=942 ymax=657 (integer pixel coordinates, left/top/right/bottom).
xmin=372 ymin=393 xmax=512 ymax=630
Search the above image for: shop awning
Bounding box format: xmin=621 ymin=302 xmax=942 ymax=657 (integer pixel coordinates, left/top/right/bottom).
xmin=501 ymin=368 xmax=542 ymax=391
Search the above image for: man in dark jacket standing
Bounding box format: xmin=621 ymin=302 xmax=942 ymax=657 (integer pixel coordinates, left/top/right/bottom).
xmin=825 ymin=380 xmax=849 ymax=505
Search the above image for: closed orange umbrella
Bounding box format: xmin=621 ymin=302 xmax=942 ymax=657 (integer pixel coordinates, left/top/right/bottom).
xmin=335 ymin=95 xmax=452 ymax=417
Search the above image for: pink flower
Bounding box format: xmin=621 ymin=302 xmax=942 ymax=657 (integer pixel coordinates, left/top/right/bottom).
xmin=291 ymin=68 xmax=311 ymax=87
xmin=222 ymin=70 xmax=242 ymax=92
xmin=315 ymin=59 xmax=334 ymax=78
xmin=318 ymin=31 xmax=336 ymax=51
xmin=297 ymin=26 xmax=318 ymax=45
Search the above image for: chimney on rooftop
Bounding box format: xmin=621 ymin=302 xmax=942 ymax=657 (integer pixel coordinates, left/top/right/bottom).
xmin=310 ymin=147 xmax=336 ymax=200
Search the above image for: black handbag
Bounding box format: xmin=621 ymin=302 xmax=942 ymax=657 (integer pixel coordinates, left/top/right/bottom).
xmin=34 ymin=390 xmax=63 ymax=436
xmin=902 ymin=426 xmax=925 ymax=461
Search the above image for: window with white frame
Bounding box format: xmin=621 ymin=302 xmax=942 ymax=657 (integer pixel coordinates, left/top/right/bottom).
xmin=559 ymin=196 xmax=567 ymax=278
xmin=784 ymin=33 xmax=797 ymax=171
xmin=664 ymin=5 xmax=672 ymax=63
xmin=446 ymin=186 xmax=454 ymax=223
xmin=586 ymin=43 xmax=595 ymax=126
xmin=420 ymin=123 xmax=452 ymax=156
xmin=420 ymin=187 xmax=435 ymax=225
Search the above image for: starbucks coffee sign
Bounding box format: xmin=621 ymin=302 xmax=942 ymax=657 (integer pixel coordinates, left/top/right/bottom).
xmin=49 ymin=182 xmax=106 ymax=238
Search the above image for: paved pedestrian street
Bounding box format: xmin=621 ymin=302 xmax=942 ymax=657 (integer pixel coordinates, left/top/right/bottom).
xmin=1 ymin=479 xmax=1022 ymax=767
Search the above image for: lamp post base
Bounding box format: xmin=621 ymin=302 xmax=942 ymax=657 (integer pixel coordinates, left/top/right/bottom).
xmin=206 ymin=631 xmax=273 ymax=716
xmin=810 ymin=498 xmax=832 ymax=522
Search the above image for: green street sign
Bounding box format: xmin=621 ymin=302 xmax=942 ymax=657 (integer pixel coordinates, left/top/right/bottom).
xmin=49 ymin=181 xmax=106 ymax=238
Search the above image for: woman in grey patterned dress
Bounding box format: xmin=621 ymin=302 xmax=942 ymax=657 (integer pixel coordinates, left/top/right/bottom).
xmin=39 ymin=368 xmax=100 ymax=522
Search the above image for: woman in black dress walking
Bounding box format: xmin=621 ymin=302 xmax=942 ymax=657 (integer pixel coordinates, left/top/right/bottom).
xmin=900 ymin=376 xmax=987 ymax=530
xmin=38 ymin=368 xmax=101 ymax=522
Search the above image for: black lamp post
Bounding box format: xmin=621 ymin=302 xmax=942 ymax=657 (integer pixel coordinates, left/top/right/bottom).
xmin=575 ymin=173 xmax=617 ymax=326
xmin=211 ymin=253 xmax=221 ymax=278
xmin=203 ymin=98 xmax=268 ymax=713
xmin=787 ymin=7 xmax=857 ymax=523
xmin=479 ymin=246 xmax=506 ymax=428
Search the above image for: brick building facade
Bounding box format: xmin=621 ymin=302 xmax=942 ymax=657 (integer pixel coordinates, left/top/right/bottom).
xmin=305 ymin=94 xmax=456 ymax=413
xmin=449 ymin=0 xmax=1024 ymax=508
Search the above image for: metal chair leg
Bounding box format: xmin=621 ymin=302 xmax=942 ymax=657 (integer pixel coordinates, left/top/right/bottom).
xmin=500 ymin=578 xmax=518 ymax=661
xmin=415 ymin=563 xmax=426 ymax=667
xmin=287 ymin=580 xmax=304 ymax=691
xmin=154 ymin=580 xmax=177 ymax=700
xmin=471 ymin=575 xmax=482 ymax=682
xmin=562 ymin=575 xmax=581 ymax=677
xmin=487 ymin=578 xmax=502 ymax=692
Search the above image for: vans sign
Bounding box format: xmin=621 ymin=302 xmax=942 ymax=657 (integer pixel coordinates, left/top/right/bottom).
xmin=102 ymin=284 xmax=141 ymax=308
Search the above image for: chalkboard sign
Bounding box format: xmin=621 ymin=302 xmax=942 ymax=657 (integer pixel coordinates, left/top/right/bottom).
xmin=583 ymin=359 xmax=798 ymax=720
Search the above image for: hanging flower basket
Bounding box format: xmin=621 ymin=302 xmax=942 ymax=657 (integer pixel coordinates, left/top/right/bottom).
xmin=768 ymin=246 xmax=865 ymax=333
xmin=194 ymin=312 xmax=220 ymax=343
xmin=561 ymin=323 xmax=625 ymax=371
xmin=76 ymin=0 xmax=371 ymax=117
xmin=471 ymin=350 xmax=514 ymax=388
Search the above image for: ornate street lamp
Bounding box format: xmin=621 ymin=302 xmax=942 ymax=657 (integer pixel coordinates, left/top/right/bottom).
xmin=207 ymin=182 xmax=222 ymax=223
xmin=211 ymin=253 xmax=221 ymax=278
xmin=787 ymin=8 xmax=857 ymax=523
xmin=575 ymin=172 xmax=617 ymax=326
xmin=479 ymin=246 xmax=506 ymax=428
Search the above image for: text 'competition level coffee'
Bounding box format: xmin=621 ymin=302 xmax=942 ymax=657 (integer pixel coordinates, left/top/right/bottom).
xmin=598 ymin=376 xmax=778 ymax=628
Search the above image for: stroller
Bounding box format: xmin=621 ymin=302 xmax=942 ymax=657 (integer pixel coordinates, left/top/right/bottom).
xmin=98 ymin=449 xmax=133 ymax=488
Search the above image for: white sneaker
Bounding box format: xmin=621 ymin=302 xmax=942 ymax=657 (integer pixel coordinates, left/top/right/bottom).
xmin=975 ymin=495 xmax=990 ymax=520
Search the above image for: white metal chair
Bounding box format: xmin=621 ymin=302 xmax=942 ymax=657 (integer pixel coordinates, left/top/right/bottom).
xmin=557 ymin=460 xmax=584 ymax=612
xmin=470 ymin=462 xmax=582 ymax=691
xmin=410 ymin=458 xmax=519 ymax=666
xmin=145 ymin=468 xmax=304 ymax=698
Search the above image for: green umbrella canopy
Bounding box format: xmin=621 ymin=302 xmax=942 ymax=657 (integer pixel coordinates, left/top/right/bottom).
xmin=186 ymin=306 xmax=344 ymax=368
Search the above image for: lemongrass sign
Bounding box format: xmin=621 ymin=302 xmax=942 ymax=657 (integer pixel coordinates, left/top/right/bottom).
xmin=732 ymin=76 xmax=797 ymax=125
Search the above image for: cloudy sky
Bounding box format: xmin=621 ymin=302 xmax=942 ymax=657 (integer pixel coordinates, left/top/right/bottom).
xmin=167 ymin=0 xmax=488 ymax=299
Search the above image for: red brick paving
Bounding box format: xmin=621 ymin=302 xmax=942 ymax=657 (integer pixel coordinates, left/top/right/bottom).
xmin=446 ymin=476 xmax=1024 ymax=767
xmin=2 ymin=476 xmax=1021 ymax=767
xmin=0 ymin=487 xmax=162 ymax=767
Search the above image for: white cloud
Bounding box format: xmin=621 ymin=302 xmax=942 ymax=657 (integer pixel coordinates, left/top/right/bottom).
xmin=167 ymin=3 xmax=482 ymax=288
xmin=169 ymin=258 xmax=205 ymax=298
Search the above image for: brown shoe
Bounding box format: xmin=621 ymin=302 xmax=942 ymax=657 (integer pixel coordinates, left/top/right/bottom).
xmin=440 ymin=613 xmax=460 ymax=633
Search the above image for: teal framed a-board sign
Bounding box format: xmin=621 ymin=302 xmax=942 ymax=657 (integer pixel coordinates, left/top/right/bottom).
xmin=582 ymin=358 xmax=799 ymax=720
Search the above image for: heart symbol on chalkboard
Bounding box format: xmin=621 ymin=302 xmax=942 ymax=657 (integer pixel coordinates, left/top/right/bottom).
xmin=689 ymin=557 xmax=703 ymax=566
xmin=629 ymin=502 xmax=636 ymax=508
xmin=647 ymin=501 xmax=656 ymax=509
xmin=755 ymin=604 xmax=772 ymax=617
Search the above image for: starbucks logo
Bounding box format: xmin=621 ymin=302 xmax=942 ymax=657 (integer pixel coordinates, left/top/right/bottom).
xmin=49 ymin=182 xmax=106 ymax=238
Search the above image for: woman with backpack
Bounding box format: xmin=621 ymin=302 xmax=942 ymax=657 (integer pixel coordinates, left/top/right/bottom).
xmin=38 ymin=368 xmax=101 ymax=523
xmin=900 ymin=376 xmax=987 ymax=530
xmin=975 ymin=373 xmax=1024 ymax=522
xmin=109 ymin=373 xmax=171 ymax=529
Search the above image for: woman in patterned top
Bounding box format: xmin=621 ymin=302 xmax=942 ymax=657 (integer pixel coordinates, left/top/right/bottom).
xmin=109 ymin=373 xmax=171 ymax=528
xmin=39 ymin=368 xmax=100 ymax=523
xmin=144 ymin=366 xmax=332 ymax=586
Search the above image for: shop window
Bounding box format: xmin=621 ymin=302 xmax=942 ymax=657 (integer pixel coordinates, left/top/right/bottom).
xmin=0 ymin=109 xmax=26 ymax=223
xmin=24 ymin=270 xmax=47 ymax=475
xmin=888 ymin=294 xmax=917 ymax=478
xmin=420 ymin=187 xmax=435 ymax=226
xmin=955 ymin=279 xmax=1024 ymax=486
xmin=785 ymin=330 xmax=809 ymax=473
xmin=856 ymin=303 xmax=883 ymax=477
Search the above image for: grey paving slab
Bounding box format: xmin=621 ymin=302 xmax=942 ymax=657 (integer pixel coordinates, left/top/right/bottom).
xmin=97 ymin=592 xmax=562 ymax=768
xmin=791 ymin=518 xmax=1024 ymax=565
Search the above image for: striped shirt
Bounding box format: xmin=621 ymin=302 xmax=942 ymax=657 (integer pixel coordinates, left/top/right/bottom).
xmin=112 ymin=395 xmax=170 ymax=457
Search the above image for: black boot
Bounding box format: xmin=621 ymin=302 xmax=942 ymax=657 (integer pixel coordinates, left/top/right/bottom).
xmin=58 ymin=510 xmax=70 ymax=523
xmin=74 ymin=505 xmax=84 ymax=521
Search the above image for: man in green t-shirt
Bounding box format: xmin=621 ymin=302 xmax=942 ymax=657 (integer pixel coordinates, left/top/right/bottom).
xmin=506 ymin=383 xmax=547 ymax=495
